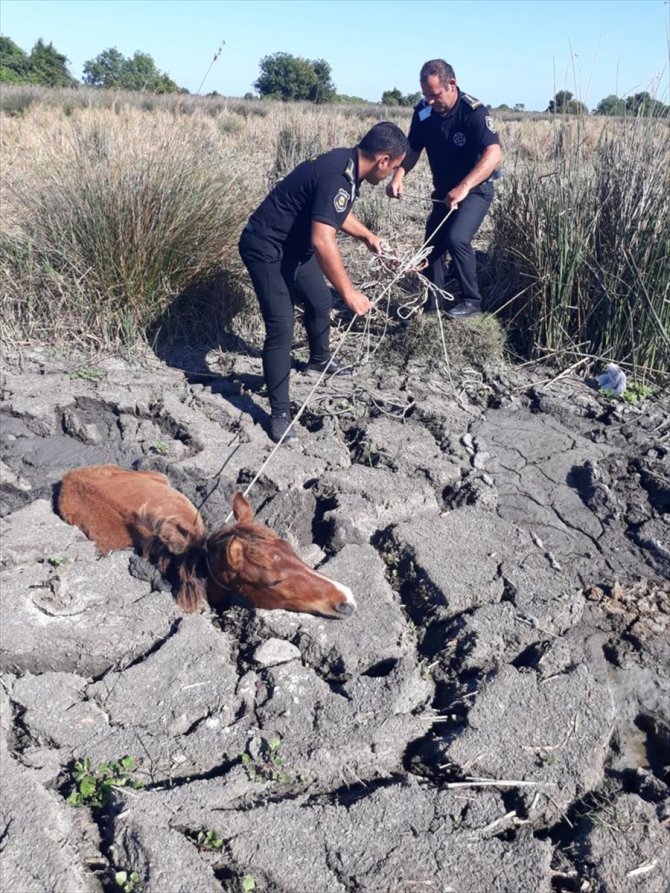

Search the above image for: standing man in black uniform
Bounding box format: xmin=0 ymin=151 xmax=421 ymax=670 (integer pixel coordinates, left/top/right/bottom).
xmin=239 ymin=122 xmax=408 ymax=444
xmin=387 ymin=59 xmax=502 ymax=318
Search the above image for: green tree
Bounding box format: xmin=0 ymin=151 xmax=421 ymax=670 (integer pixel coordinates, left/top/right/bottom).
xmin=381 ymin=87 xmax=420 ymax=107
xmin=0 ymin=36 xmax=76 ymax=86
xmin=381 ymin=87 xmax=402 ymax=106
xmin=547 ymin=90 xmax=572 ymax=112
xmin=254 ymin=52 xmax=335 ymax=102
xmin=83 ymin=47 xmax=124 ymax=87
xmin=594 ymin=94 xmax=627 ymax=116
xmin=0 ymin=35 xmax=31 ymax=82
xmin=83 ymin=47 xmax=179 ymax=92
xmin=625 ymin=91 xmax=668 ymax=117
xmin=333 ymin=94 xmax=368 ymax=104
xmin=28 ymin=38 xmax=77 ymax=86
xmin=547 ymin=90 xmax=588 ymax=115
xmin=119 ymin=51 xmax=179 ymax=92
xmin=310 ymin=58 xmax=336 ymax=102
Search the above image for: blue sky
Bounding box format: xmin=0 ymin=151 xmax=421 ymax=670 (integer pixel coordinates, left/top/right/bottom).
xmin=2 ymin=0 xmax=668 ymax=110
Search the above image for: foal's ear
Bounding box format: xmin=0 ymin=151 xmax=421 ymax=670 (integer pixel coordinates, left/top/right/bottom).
xmin=232 ymin=491 xmax=253 ymax=523
xmin=226 ymin=535 xmax=245 ymax=570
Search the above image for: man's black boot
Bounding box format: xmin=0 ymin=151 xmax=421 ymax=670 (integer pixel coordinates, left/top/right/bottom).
xmin=269 ymin=413 xmax=298 ymax=444
xmin=446 ymin=300 xmax=482 ymax=320
xmin=305 ymin=356 xmax=355 ymax=376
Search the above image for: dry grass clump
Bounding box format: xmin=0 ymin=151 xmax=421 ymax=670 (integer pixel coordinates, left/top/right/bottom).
xmin=1 ymin=107 xmax=255 ymax=346
xmin=373 ymin=312 xmax=506 ymax=371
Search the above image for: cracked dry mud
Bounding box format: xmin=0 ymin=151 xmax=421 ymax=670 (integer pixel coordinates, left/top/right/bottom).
xmin=0 ymin=345 xmax=668 ymax=893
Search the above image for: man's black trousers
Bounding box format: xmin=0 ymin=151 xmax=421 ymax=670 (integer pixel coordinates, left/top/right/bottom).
xmin=239 ymin=228 xmax=331 ymax=416
xmin=423 ymin=183 xmax=493 ymax=308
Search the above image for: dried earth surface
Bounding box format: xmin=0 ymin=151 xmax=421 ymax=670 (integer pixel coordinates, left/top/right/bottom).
xmin=1 ymin=332 xmax=668 ymax=893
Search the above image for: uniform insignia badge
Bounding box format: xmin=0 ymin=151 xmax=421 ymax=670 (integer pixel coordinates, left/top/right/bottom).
xmin=453 ymin=132 xmax=466 ymax=146
xmin=419 ymin=106 xmax=432 ymax=121
xmin=334 ymin=188 xmax=350 ymax=213
xmin=485 ymin=116 xmax=497 ymax=133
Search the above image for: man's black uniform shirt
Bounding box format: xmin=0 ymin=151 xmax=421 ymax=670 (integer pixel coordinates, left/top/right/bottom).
xmin=408 ymin=88 xmax=500 ymax=198
xmin=249 ymin=147 xmax=360 ymax=258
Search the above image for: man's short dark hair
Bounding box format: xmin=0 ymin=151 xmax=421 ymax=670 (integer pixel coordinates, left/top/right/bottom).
xmin=358 ymin=122 xmax=409 ymax=160
xmin=420 ymin=59 xmax=456 ymax=86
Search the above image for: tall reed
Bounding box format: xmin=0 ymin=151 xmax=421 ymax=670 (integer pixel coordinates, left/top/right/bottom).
xmin=487 ymin=113 xmax=670 ymax=375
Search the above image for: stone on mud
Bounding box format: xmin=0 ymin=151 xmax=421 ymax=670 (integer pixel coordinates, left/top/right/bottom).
xmin=253 ymin=637 xmax=301 ymax=666
xmin=237 ymin=649 xmax=434 ymax=790
xmin=1 ymin=499 xmax=98 ymax=567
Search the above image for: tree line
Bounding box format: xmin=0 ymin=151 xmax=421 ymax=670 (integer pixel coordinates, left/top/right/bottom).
xmin=0 ymin=36 xmax=179 ymax=92
xmin=546 ymin=89 xmax=668 ymax=117
xmin=1 ymin=36 xmax=668 ymax=116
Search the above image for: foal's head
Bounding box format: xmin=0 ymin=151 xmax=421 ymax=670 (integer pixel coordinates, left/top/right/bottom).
xmin=206 ymin=492 xmax=356 ymax=619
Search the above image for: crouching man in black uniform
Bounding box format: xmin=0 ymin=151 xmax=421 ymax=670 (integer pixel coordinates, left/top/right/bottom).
xmin=239 ymin=122 xmax=408 ymax=444
xmin=386 ymin=59 xmax=502 ymax=319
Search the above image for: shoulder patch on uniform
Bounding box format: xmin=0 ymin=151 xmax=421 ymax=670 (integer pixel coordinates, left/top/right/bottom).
xmin=418 ymin=105 xmax=432 ymax=121
xmin=334 ymin=188 xmax=350 ymax=213
xmin=485 ymin=116 xmax=497 ymax=133
xmin=461 ymin=92 xmax=482 ymax=110
xmin=344 ymin=158 xmax=355 ymax=185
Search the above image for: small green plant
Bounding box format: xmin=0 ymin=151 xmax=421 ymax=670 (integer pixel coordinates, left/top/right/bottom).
xmin=381 ymin=547 xmax=401 ymax=582
xmin=114 ymin=870 xmax=142 ymax=893
xmin=194 ymin=829 xmax=224 ymax=851
xmin=47 ymin=555 xmax=68 ymax=568
xmin=600 ymin=381 xmax=653 ymax=404
xmin=242 ymin=876 xmax=256 ymax=892
xmin=401 ymin=618 xmax=420 ymax=648
xmin=622 ymin=382 xmax=653 ymax=403
xmin=67 ymin=755 xmax=142 ymax=808
xmin=241 ymin=738 xmax=292 ymax=784
xmin=538 ymin=750 xmax=559 ymax=767
xmin=363 ymin=439 xmax=380 ymax=467
xmin=71 ymin=366 xmax=107 ymax=382
xmin=150 ymin=442 xmax=169 ymax=455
